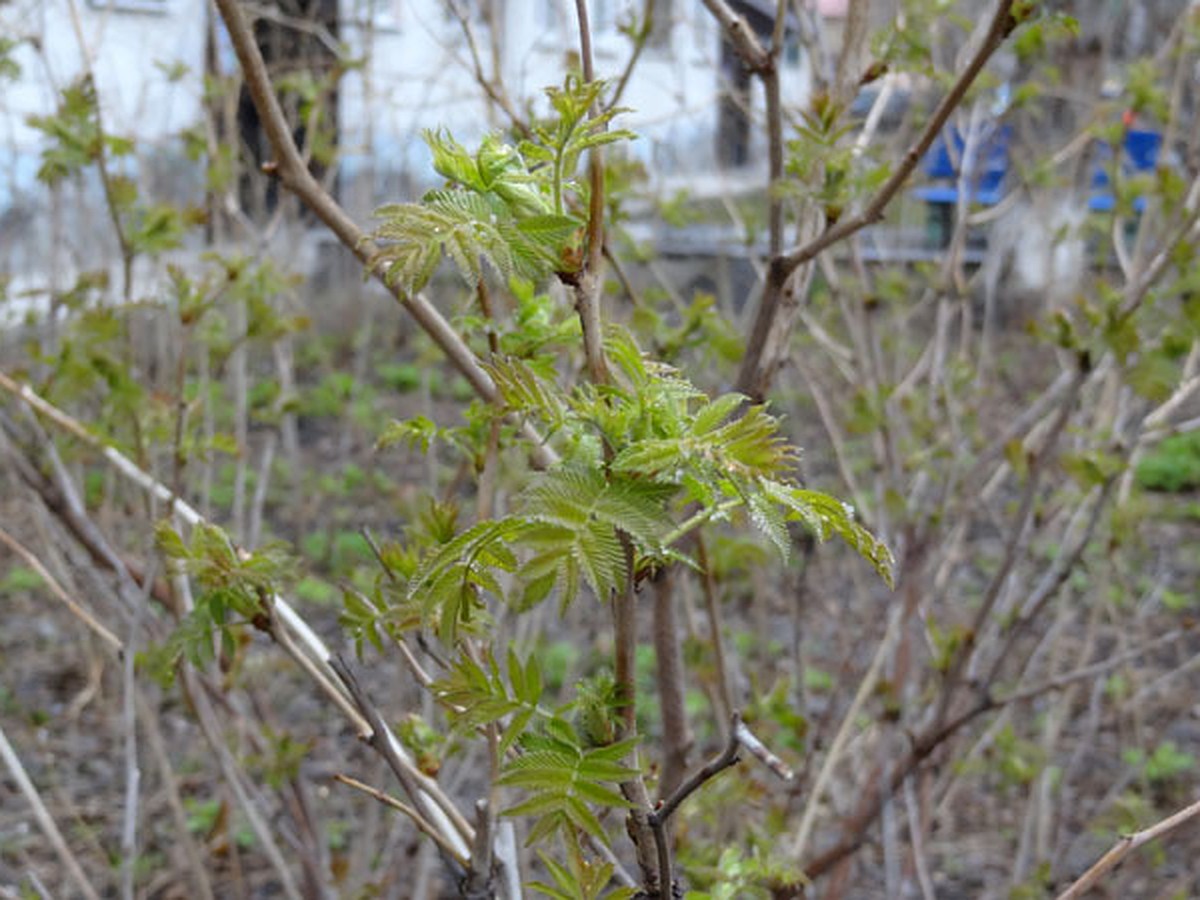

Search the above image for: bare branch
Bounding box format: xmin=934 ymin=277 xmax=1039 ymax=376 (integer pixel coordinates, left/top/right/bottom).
xmin=734 ymin=716 xmax=795 ymax=782
xmin=790 ymin=604 xmax=902 ymax=860
xmin=180 ymin=668 xmax=306 ymax=900
xmin=0 ymin=371 xmax=475 ymax=867
xmin=0 ymin=524 xmax=123 ymax=655
xmin=699 ymin=0 xmax=769 ymax=71
xmin=647 ymin=711 xmax=794 ymax=894
xmin=737 ymin=0 xmax=1023 ymax=399
xmin=119 ymin=607 xmax=145 ymax=900
xmin=136 ymin=692 xmax=216 ymax=900
xmin=462 ymin=798 xmax=496 ymax=897
xmin=446 ymin=0 xmax=531 ymax=138
xmin=0 ymin=720 xmax=103 ymax=900
xmin=572 ymin=0 xmax=612 ymax=386
xmin=333 ymin=774 xmax=469 ymax=869
xmin=780 ymin=0 xmax=1020 ymax=273
xmin=648 ymin=713 xmax=744 ymax=896
xmin=1055 ymin=795 xmax=1200 ymax=900
xmin=606 ymin=0 xmax=656 ymax=112
xmin=209 ymin=0 xmax=556 ymax=469
xmin=612 ymin=534 xmax=659 ymax=892
xmin=653 ymin=567 xmax=694 ymax=798
xmin=329 ymin=655 xmax=474 ymax=858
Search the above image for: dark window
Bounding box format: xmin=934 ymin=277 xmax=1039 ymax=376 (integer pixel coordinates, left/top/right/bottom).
xmin=216 ymin=0 xmax=341 ymax=221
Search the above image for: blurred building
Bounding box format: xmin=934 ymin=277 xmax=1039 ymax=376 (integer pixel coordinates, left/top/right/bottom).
xmin=0 ymin=0 xmax=822 ymax=285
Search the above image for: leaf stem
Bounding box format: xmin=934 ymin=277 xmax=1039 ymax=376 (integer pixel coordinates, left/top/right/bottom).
xmin=572 ymin=0 xmax=611 ymax=386
xmin=662 ymin=498 xmax=744 ymax=547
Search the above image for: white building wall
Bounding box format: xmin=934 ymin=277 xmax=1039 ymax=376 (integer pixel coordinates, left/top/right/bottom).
xmin=0 ymin=0 xmax=209 ymax=281
xmin=338 ymin=0 xmax=806 ymax=209
xmin=0 ymin=0 xmax=814 ymax=286
xmin=0 ymin=0 xmax=207 ymax=152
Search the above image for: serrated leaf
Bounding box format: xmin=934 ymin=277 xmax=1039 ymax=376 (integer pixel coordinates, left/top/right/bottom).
xmin=759 ymin=480 xmax=894 ymax=587
xmin=485 ymin=355 xmax=565 ymax=423
xmin=747 ymin=487 xmax=791 ymax=559
xmin=517 ymin=467 xmax=673 ymax=605
xmin=404 ymin=516 xmax=528 ymax=642
xmin=517 ymin=568 xmax=559 ymax=610
xmin=501 ymin=708 xmax=535 ymax=757
xmin=516 ymin=213 xmax=583 ymax=246
xmin=155 ymin=520 xmax=189 ymax=560
xmin=524 ymin=810 xmax=570 ymax=846
xmin=498 ymin=724 xmax=634 ymax=846
xmin=691 ymin=392 xmax=747 ymax=435
xmin=571 ymin=779 xmax=633 ymax=808
xmin=372 ymin=191 xmax=522 ymax=293
xmin=582 ymin=737 xmax=641 ymax=762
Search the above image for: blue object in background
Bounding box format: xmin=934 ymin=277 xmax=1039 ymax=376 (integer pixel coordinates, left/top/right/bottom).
xmin=913 ymin=125 xmax=1013 ymax=208
xmin=1088 ymin=129 xmax=1161 ymax=213
xmin=916 ymin=125 xmax=1161 ymax=243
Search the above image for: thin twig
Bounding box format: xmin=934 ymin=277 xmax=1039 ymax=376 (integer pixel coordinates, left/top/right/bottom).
xmin=605 ymin=0 xmax=655 ymax=112
xmin=779 ymin=0 xmax=1020 ymax=273
xmin=733 ymin=716 xmax=795 ymax=782
xmin=493 ymin=820 xmax=525 ymax=899
xmin=800 ymin=608 xmax=1194 ymax=884
xmin=180 ymin=668 xmax=306 ymax=900
xmin=734 ymin=0 xmax=1022 ymax=398
xmin=463 ymin=798 xmax=495 ymax=897
xmin=903 ymin=776 xmax=937 ymax=900
xmin=648 ymin=713 xmax=744 ymax=895
xmin=329 ymin=656 xmax=474 ymax=858
xmin=646 ymin=712 xmax=794 ymax=893
xmin=135 ymin=692 xmax=216 ymax=900
xmin=653 ymin=566 xmax=693 ymax=797
xmin=446 ymin=0 xmax=530 ymax=137
xmin=65 ymin=0 xmax=135 ymax=303
xmin=571 ymin=0 xmax=612 ymax=386
xmin=0 ymin=720 xmax=103 ymax=900
xmin=1 ymin=371 xmax=355 ymax=707
xmin=209 ymin=0 xmax=556 ymax=469
xmin=611 ymin=534 xmax=660 ymax=892
xmin=1055 ymin=795 xmax=1200 ymax=900
xmin=695 ymin=534 xmax=735 ymax=726
xmin=333 ymin=774 xmax=468 ymax=869
xmin=120 ymin=597 xmax=147 ymax=900
xmin=0 ymin=524 xmax=124 ymax=654
xmin=936 ymin=362 xmax=1086 ymax=724
xmin=699 ymin=0 xmax=769 ymax=71
xmin=790 ymin=604 xmax=902 ymax=860
xmin=0 ymin=372 xmax=473 ymax=868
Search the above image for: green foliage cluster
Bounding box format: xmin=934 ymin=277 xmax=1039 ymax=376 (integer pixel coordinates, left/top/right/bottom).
xmin=148 ymin=522 xmax=292 ymax=677
xmin=1135 ymin=431 xmax=1200 ymax=493
xmin=372 ymin=76 xmax=633 ymax=295
xmin=358 ymin=328 xmax=892 ymax=651
xmin=28 ymin=76 xmax=199 ymax=257
xmin=351 ymin=80 xmax=893 ymax=673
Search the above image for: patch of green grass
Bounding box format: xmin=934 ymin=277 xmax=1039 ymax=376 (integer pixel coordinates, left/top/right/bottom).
xmin=300 ymin=529 xmax=330 ymax=561
xmin=1 ymin=565 xmax=44 ymax=593
xmin=378 ymin=361 xmax=422 ymax=393
xmin=84 ymin=469 xmax=106 ymax=509
xmin=209 ymin=462 xmax=256 ymax=511
xmin=295 ymin=576 xmax=337 ymax=605
xmin=1136 ymin=431 xmax=1200 ymax=492
xmin=301 ymin=371 xmax=356 ymax=418
xmin=1123 ymin=740 xmax=1195 ymax=783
